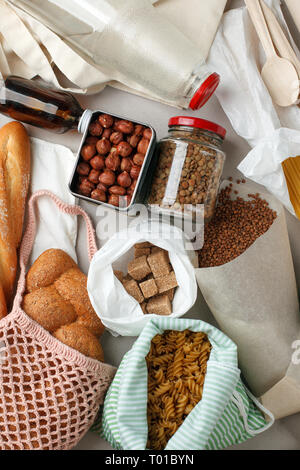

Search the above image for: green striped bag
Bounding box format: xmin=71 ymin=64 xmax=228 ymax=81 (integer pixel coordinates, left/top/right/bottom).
xmin=95 ymin=318 xmax=274 ymax=450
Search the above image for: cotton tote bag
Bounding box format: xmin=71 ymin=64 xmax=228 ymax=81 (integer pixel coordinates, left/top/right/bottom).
xmin=95 ymin=318 xmax=274 ymax=450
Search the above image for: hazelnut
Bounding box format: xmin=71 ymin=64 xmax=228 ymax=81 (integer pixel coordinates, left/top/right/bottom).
xmin=117 ymin=171 xmax=132 ymax=188
xmin=98 ymin=114 xmax=114 ymax=128
xmin=117 ymin=141 xmax=132 ymax=158
xmin=121 ymin=157 xmax=133 ymax=172
xmin=143 ymin=128 xmax=152 ymax=140
xmin=97 ymin=182 xmax=108 ymax=192
xmin=127 ymin=180 xmax=137 ymax=195
xmin=88 ymin=169 xmax=101 ymax=184
xmin=116 ymin=120 xmax=134 ymax=134
xmin=86 ymin=136 xmax=99 ymax=145
xmin=90 ymin=155 xmax=105 ymax=171
xmin=102 ymin=128 xmax=113 ymax=139
xmin=91 ymin=188 xmax=107 ymax=202
xmin=110 ymin=132 xmax=124 ymax=145
xmin=133 ymin=153 xmax=145 ymax=166
xmin=109 ymin=185 xmax=126 ymax=196
xmin=130 ymin=165 xmax=141 ymax=180
xmin=77 ymin=162 xmax=90 ymax=176
xmin=105 ymin=153 xmax=120 ymax=171
xmin=78 ymin=178 xmax=95 ymax=197
xmin=134 ymin=124 xmax=144 ymax=136
xmin=128 ymin=134 xmax=141 ymax=148
xmin=137 ymin=138 xmax=150 ymax=155
xmin=89 ymin=121 xmax=103 ymax=137
xmin=113 ymin=119 xmax=121 ymax=131
xmin=108 ymin=194 xmax=120 ymax=207
xmin=81 ymin=144 xmax=96 ymax=161
xmin=96 ymin=138 xmax=111 ymax=155
xmin=99 ymin=169 xmax=116 ymax=186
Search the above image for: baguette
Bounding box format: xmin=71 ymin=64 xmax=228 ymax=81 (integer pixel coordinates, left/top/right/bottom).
xmin=0 ymin=285 xmax=7 ymax=320
xmin=0 ymin=122 xmax=31 ymax=307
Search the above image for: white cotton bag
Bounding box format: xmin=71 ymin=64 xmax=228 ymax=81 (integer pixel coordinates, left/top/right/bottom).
xmin=87 ymin=222 xmax=198 ymax=336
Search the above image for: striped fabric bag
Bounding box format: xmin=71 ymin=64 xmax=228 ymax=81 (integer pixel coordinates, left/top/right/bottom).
xmin=93 ymin=318 xmax=274 ymax=450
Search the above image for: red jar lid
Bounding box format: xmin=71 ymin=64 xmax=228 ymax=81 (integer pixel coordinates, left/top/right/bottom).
xmin=168 ymin=116 xmax=226 ymax=139
xmin=189 ymin=73 xmax=220 ymax=110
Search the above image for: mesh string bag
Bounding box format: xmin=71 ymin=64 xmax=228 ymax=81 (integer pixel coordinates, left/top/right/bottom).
xmin=0 ymin=190 xmax=116 ymax=450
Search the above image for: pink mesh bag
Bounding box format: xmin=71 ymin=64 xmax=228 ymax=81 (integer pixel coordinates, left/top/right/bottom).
xmin=0 ymin=190 xmax=116 ymax=450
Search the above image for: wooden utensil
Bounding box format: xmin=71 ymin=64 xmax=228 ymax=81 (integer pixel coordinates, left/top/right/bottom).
xmin=245 ymin=0 xmax=299 ymax=107
xmin=261 ymin=0 xmax=300 ymax=78
xmin=285 ymin=0 xmax=300 ymax=35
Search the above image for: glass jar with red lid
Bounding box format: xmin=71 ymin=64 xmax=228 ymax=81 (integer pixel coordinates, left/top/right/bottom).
xmin=148 ymin=116 xmax=226 ymax=221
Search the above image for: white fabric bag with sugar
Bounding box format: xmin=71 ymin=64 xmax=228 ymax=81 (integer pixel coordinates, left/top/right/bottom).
xmin=87 ymin=222 xmax=198 ymax=337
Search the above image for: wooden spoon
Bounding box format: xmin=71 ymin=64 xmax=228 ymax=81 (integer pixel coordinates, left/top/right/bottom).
xmin=245 ymin=0 xmax=299 ymax=107
xmin=261 ymin=0 xmax=300 ymax=78
xmin=285 ymin=0 xmax=300 ymax=35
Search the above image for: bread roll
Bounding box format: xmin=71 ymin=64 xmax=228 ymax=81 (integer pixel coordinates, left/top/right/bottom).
xmin=23 ymin=285 xmax=77 ymax=333
xmin=0 ymin=121 xmax=31 ymax=306
xmin=26 ymin=249 xmax=77 ymax=293
xmin=75 ymin=312 xmax=105 ymax=337
xmin=54 ymin=268 xmax=105 ymax=336
xmin=23 ymin=249 xmax=105 ymax=361
xmin=54 ymin=324 xmax=104 ymax=362
xmin=54 ymin=268 xmax=91 ymax=317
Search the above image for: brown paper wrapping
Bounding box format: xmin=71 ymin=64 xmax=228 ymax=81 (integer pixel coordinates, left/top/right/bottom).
xmin=195 ymin=183 xmax=300 ymax=418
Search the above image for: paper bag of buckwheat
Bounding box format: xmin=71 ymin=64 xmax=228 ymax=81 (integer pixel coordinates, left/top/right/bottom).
xmin=195 ymin=181 xmax=300 ymax=419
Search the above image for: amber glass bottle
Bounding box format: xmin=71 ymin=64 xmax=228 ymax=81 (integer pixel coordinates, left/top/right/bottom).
xmin=0 ymin=76 xmax=84 ymax=133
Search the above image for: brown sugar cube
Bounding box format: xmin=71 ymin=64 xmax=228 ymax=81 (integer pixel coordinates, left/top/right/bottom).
xmin=146 ymin=294 xmax=172 ymax=316
xmin=135 ymin=242 xmax=153 ymax=249
xmin=166 ymin=288 xmax=175 ymax=301
xmin=150 ymin=246 xmax=161 ymax=254
xmin=147 ymin=251 xmax=170 ymax=278
xmin=139 ymin=278 xmax=158 ymax=299
xmin=156 ymin=271 xmax=178 ymax=294
xmin=128 ymin=255 xmax=151 ymax=281
xmin=134 ymin=247 xmax=151 ymax=258
xmin=150 ymin=246 xmax=169 ymax=256
xmin=123 ymin=279 xmax=144 ymax=304
xmin=140 ymin=302 xmax=148 ymax=314
xmin=114 ymin=270 xmax=124 ymax=282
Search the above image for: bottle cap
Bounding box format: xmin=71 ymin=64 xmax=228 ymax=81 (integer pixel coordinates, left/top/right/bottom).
xmin=168 ymin=116 xmax=226 ymax=139
xmin=189 ymin=73 xmax=220 ymax=110
xmin=78 ymin=109 xmax=93 ymax=134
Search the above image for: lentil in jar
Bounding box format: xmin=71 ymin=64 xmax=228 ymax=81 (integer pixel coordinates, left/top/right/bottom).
xmin=148 ymin=116 xmax=226 ymax=221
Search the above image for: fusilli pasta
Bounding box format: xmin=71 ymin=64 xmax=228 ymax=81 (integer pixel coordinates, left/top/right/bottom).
xmin=146 ymin=329 xmax=212 ymax=450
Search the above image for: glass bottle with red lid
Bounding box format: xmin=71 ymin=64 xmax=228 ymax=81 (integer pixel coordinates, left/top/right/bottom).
xmin=148 ymin=116 xmax=227 ymax=221
xmin=8 ymin=0 xmax=220 ymax=111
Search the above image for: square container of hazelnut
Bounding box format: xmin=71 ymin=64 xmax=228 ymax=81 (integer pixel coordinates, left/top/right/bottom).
xmin=70 ymin=112 xmax=156 ymax=211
